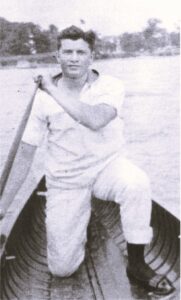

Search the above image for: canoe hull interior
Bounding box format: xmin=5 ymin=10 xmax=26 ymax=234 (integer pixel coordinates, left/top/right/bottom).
xmin=1 ymin=177 xmax=180 ymax=300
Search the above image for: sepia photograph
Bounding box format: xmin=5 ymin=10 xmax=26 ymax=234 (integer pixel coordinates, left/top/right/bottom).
xmin=0 ymin=0 xmax=180 ymax=299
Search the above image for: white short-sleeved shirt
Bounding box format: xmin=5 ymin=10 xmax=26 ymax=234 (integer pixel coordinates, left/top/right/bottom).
xmin=22 ymin=73 xmax=125 ymax=189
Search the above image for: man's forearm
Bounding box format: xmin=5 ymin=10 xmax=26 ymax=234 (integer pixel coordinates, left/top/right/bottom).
xmin=48 ymin=86 xmax=116 ymax=130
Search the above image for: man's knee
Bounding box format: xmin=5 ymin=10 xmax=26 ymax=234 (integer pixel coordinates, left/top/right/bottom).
xmin=48 ymin=260 xmax=79 ymax=277
xmin=47 ymin=248 xmax=85 ymax=277
xmin=48 ymin=253 xmax=82 ymax=277
xmin=130 ymin=170 xmax=150 ymax=192
xmin=127 ymin=167 xmax=150 ymax=191
xmin=115 ymin=168 xmax=151 ymax=203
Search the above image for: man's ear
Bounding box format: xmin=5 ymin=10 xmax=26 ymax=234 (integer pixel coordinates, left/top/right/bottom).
xmin=89 ymin=51 xmax=95 ymax=65
xmin=55 ymin=51 xmax=61 ymax=63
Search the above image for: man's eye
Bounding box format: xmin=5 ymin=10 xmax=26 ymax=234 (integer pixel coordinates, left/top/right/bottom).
xmin=63 ymin=50 xmax=72 ymax=54
xmin=77 ymin=51 xmax=85 ymax=55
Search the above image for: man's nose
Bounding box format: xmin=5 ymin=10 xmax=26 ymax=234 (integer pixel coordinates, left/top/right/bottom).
xmin=70 ymin=51 xmax=78 ymax=61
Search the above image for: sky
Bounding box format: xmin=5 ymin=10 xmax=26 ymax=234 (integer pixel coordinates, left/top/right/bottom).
xmin=0 ymin=0 xmax=180 ymax=35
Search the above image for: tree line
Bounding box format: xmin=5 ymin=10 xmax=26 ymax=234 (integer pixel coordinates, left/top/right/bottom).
xmin=0 ymin=17 xmax=58 ymax=55
xmin=96 ymin=19 xmax=180 ymax=58
xmin=0 ymin=17 xmax=180 ymax=57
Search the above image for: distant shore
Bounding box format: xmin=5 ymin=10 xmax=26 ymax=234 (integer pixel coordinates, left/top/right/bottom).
xmin=0 ymin=47 xmax=179 ymax=69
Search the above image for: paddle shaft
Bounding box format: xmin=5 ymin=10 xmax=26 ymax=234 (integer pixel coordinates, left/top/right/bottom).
xmin=0 ymin=78 xmax=42 ymax=196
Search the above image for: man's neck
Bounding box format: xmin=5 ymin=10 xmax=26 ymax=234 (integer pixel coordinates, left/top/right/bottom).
xmin=61 ymin=72 xmax=88 ymax=91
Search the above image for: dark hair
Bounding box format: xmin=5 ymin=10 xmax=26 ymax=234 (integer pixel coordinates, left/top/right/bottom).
xmin=57 ymin=25 xmax=96 ymax=51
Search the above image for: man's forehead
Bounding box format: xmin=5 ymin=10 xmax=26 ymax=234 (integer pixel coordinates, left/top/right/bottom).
xmin=60 ymin=38 xmax=90 ymax=50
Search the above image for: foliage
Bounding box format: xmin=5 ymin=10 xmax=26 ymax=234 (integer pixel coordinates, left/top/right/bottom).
xmin=0 ymin=17 xmax=179 ymax=59
xmin=120 ymin=32 xmax=144 ymax=53
xmin=0 ymin=17 xmax=58 ymax=55
xmin=95 ymin=18 xmax=179 ymax=58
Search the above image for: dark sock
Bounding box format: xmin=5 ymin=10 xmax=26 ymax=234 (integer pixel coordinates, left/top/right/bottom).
xmin=127 ymin=243 xmax=155 ymax=279
xmin=127 ymin=243 xmax=145 ymax=266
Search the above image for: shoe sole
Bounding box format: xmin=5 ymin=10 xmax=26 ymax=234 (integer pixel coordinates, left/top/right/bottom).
xmin=126 ymin=268 xmax=175 ymax=297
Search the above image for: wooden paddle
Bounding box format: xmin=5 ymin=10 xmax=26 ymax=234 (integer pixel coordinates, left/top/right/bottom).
xmin=0 ymin=76 xmax=42 ymax=196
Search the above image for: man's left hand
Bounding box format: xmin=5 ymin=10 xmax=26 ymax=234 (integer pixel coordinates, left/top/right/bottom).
xmin=34 ymin=74 xmax=54 ymax=94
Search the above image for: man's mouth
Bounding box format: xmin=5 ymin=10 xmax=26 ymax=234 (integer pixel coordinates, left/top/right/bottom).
xmin=68 ymin=65 xmax=80 ymax=68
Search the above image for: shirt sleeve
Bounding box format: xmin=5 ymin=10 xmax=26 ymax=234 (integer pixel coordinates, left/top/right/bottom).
xmin=22 ymin=90 xmax=47 ymax=146
xmin=97 ymin=77 xmax=125 ymax=117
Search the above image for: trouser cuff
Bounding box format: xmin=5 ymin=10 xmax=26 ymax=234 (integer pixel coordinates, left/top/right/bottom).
xmin=124 ymin=227 xmax=153 ymax=244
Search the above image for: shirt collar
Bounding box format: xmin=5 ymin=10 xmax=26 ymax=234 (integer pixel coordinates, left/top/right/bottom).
xmin=53 ymin=69 xmax=99 ymax=88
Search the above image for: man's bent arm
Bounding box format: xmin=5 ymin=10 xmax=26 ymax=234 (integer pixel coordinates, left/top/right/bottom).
xmin=46 ymin=85 xmax=117 ymax=131
xmin=0 ymin=141 xmax=37 ymax=216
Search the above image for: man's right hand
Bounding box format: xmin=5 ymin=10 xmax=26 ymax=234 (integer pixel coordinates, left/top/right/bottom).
xmin=34 ymin=74 xmax=54 ymax=95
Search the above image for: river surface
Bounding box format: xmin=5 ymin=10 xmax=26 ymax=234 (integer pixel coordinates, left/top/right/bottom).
xmin=0 ymin=56 xmax=179 ymax=217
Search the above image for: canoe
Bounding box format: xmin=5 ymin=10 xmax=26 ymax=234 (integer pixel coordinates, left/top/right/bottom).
xmin=0 ymin=176 xmax=180 ymax=300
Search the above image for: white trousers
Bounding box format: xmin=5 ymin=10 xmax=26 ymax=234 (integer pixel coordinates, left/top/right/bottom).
xmin=45 ymin=157 xmax=153 ymax=277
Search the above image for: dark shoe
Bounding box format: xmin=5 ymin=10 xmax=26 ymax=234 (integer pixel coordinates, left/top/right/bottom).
xmin=127 ymin=264 xmax=175 ymax=296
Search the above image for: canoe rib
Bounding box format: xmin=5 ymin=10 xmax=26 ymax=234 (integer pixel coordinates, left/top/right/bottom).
xmin=1 ymin=177 xmax=180 ymax=299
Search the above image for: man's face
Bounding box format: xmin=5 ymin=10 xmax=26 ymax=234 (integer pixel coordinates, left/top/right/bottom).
xmin=57 ymin=38 xmax=93 ymax=79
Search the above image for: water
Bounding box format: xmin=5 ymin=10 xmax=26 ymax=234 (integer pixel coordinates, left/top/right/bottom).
xmin=0 ymin=56 xmax=179 ymax=216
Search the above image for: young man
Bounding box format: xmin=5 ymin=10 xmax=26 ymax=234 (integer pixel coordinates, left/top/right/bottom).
xmin=0 ymin=26 xmax=173 ymax=295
